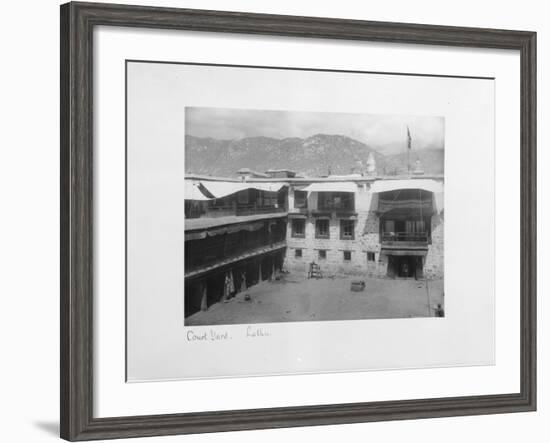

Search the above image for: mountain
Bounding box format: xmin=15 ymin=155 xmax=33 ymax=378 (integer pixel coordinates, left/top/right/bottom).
xmin=185 ymin=134 xmax=443 ymax=177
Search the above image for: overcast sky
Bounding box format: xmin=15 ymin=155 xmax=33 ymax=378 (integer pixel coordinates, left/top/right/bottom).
xmin=186 ymin=107 xmax=444 ymax=154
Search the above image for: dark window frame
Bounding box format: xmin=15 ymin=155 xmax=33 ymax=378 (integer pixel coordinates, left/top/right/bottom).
xmin=318 ymin=249 xmax=327 ymax=260
xmin=294 ymin=248 xmax=303 ymax=258
xmin=343 ymin=250 xmax=352 ymax=261
xmin=294 ymin=190 xmax=308 ymax=209
xmin=340 ymin=219 xmax=355 ymax=240
xmin=315 ymin=219 xmax=330 ymax=239
xmin=318 ymin=192 xmax=355 ymax=211
xmin=291 ymin=219 xmax=306 ymax=238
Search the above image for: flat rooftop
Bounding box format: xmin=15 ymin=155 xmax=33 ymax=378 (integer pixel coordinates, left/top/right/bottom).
xmin=185 ymin=173 xmax=444 ymax=183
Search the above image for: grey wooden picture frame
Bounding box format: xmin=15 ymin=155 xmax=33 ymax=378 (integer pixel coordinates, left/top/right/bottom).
xmin=60 ymin=1 xmax=536 ymax=441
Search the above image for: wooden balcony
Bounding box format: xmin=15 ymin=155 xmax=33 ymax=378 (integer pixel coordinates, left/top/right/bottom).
xmin=378 ymin=198 xmax=433 ymax=214
xmin=235 ymin=205 xmax=285 ymax=216
xmin=200 ymin=204 xmax=285 ymax=218
xmin=381 ymin=232 xmax=429 ymax=246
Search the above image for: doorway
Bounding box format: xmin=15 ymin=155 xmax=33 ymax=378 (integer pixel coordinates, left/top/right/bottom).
xmin=387 ymin=255 xmax=424 ymax=279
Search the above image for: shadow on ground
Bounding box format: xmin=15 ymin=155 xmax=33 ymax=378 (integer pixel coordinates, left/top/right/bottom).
xmin=33 ymin=421 xmax=59 ymax=437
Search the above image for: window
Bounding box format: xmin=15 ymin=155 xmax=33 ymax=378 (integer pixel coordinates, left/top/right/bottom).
xmin=340 ymin=220 xmax=355 ymax=240
xmin=294 ymin=190 xmax=308 ymax=209
xmin=295 ymin=248 xmax=303 ymax=258
xmin=318 ymin=192 xmax=355 ymax=211
xmin=367 ymin=252 xmax=376 ymax=262
xmin=318 ymin=249 xmax=327 ymax=260
xmin=315 ymin=219 xmax=330 ymax=238
xmin=343 ymin=250 xmax=352 ymax=261
xmin=291 ymin=219 xmax=305 ymax=237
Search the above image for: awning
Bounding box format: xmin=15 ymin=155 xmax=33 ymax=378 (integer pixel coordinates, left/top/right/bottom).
xmin=370 ymin=179 xmax=443 ymax=213
xmin=370 ymin=179 xmax=443 ymax=194
xmin=185 ymin=213 xmax=287 ymax=231
xmin=301 ymin=182 xmax=358 ymax=194
xmin=185 ymin=181 xmax=212 ymax=201
xmin=249 ymin=183 xmax=287 ymax=193
xmin=199 ymin=181 xmax=286 ymax=199
xmin=185 ymin=221 xmax=265 ymax=241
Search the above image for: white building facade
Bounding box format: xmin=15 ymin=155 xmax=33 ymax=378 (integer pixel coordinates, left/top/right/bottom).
xmin=284 ymin=176 xmax=444 ymax=280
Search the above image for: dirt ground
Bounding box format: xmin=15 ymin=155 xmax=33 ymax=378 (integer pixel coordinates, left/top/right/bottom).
xmin=186 ymin=274 xmax=444 ymax=326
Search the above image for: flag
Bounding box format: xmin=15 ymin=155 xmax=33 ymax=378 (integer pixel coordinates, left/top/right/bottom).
xmin=407 ymin=126 xmax=412 ymax=150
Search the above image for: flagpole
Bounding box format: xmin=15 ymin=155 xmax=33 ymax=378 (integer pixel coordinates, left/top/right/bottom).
xmin=407 ymin=126 xmax=411 ymax=176
xmin=407 ymin=144 xmax=410 ymax=175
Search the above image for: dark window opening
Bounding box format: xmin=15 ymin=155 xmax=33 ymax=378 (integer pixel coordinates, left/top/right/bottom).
xmin=343 ymin=250 xmax=352 ymax=261
xmin=318 ymin=249 xmax=327 ymax=260
xmin=294 ymin=190 xmax=308 ymax=209
xmin=367 ymin=252 xmax=376 ymax=262
xmin=318 ymin=192 xmax=355 ymax=211
xmin=340 ymin=220 xmax=355 ymax=240
xmin=295 ymin=249 xmax=303 ymax=258
xmin=291 ymin=219 xmax=305 ymax=237
xmin=315 ymin=219 xmax=330 ymax=238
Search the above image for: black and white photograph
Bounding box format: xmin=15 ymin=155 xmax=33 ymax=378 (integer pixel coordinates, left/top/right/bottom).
xmin=183 ymin=107 xmax=445 ymax=326
xmin=125 ymin=59 xmax=495 ymax=382
xmin=0 ymin=0 xmax=539 ymax=441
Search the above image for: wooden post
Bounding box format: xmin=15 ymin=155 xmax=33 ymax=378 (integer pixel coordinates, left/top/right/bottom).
xmin=200 ymin=281 xmax=208 ymax=311
xmin=222 ymin=273 xmax=229 ymax=302
xmin=258 ymin=259 xmax=262 ymax=282
xmin=241 ymin=271 xmax=247 ymax=291
xmin=270 ymin=259 xmax=275 ymax=281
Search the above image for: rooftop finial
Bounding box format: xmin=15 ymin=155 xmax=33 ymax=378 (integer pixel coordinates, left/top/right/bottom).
xmin=366 ymin=152 xmax=376 ymax=175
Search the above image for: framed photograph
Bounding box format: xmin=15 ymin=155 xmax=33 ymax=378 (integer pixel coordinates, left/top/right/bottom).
xmin=60 ymin=1 xmax=536 ymax=440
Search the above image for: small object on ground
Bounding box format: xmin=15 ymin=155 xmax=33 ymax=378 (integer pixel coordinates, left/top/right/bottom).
xmin=308 ymin=262 xmax=323 ymax=279
xmin=435 ymin=303 xmax=444 ymax=317
xmin=350 ymin=280 xmax=366 ymax=292
xmin=244 ymin=293 xmax=251 ymax=301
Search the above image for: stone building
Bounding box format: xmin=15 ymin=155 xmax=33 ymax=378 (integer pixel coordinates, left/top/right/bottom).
xmin=184 ymin=176 xmax=289 ymax=317
xmin=183 ymin=172 xmax=444 ymax=318
xmin=285 ymin=176 xmax=444 ymax=280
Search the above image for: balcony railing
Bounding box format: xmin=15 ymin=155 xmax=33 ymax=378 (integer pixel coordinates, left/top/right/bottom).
xmin=378 ymin=198 xmax=432 ymax=213
xmin=318 ymin=205 xmax=355 ymax=212
xmin=185 ymin=209 xmax=204 ymax=219
xmin=201 ymin=204 xmax=284 ymax=218
xmin=235 ymin=205 xmax=285 ymax=216
xmin=382 ymin=232 xmax=429 ymax=244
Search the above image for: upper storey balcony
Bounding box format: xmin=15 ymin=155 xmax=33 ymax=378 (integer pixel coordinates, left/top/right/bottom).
xmin=185 ymin=181 xmax=287 ymax=220
xmin=377 ymin=188 xmax=435 ymax=247
xmin=289 ymin=183 xmax=358 ymax=218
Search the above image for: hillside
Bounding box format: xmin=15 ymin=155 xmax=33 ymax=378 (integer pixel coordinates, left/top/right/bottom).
xmin=185 ymin=134 xmax=443 ymax=177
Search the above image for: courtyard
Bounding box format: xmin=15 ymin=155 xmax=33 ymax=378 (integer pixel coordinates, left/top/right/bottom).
xmin=185 ymin=274 xmax=444 ymax=326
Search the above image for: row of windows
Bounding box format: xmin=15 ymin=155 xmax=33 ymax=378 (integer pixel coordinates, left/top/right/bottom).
xmin=294 ymin=249 xmax=376 ymax=262
xmin=291 ymin=219 xmax=355 ymax=240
